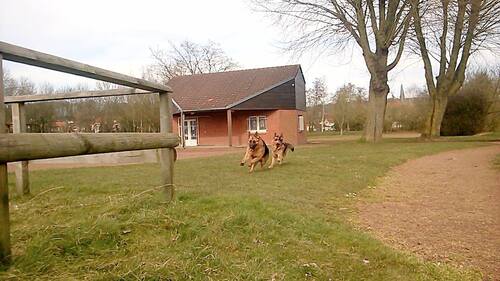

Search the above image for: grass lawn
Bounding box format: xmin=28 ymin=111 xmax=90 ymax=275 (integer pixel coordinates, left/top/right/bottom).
xmin=1 ymin=135 xmax=494 ymax=280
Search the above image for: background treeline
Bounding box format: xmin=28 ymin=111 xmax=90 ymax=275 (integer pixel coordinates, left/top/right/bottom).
xmin=306 ymin=68 xmax=499 ymax=135
xmin=4 ymin=72 xmax=161 ymax=133
xmin=3 ymin=63 xmax=498 ymax=136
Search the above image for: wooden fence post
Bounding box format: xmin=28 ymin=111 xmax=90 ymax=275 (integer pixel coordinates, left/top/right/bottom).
xmin=12 ymin=102 xmax=30 ymax=195
xmin=0 ymin=54 xmax=12 ymax=265
xmin=159 ymin=92 xmax=175 ymax=201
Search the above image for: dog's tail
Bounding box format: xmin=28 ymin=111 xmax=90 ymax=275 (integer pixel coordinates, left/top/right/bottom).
xmin=284 ymin=143 xmax=294 ymax=155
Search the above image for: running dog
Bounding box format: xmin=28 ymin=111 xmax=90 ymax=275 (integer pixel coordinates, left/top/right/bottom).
xmin=269 ymin=133 xmax=294 ymax=169
xmin=240 ymin=132 xmax=269 ymax=173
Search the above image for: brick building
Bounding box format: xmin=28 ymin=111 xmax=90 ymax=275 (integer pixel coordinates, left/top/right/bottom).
xmin=169 ymin=65 xmax=307 ymax=147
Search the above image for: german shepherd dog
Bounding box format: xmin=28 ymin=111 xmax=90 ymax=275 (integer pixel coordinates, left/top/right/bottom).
xmin=269 ymin=133 xmax=294 ymax=169
xmin=240 ymin=132 xmax=269 ymax=173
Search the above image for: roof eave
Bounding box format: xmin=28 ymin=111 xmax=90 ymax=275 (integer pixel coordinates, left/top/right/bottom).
xmin=174 ymin=107 xmax=228 ymax=114
xmin=225 ymin=77 xmax=296 ymax=110
xmin=171 ymin=98 xmax=183 ymax=112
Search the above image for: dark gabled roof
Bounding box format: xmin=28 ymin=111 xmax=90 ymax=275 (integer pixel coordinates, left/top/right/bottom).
xmin=167 ymin=64 xmax=301 ymax=111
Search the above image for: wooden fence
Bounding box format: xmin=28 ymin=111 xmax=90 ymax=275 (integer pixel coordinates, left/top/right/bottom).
xmin=0 ymin=41 xmax=179 ymax=265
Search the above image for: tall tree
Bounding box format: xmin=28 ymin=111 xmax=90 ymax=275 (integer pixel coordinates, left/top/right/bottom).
xmin=411 ymin=0 xmax=500 ymax=138
xmin=253 ymin=0 xmax=413 ymax=142
xmin=333 ymin=85 xmax=350 ymax=135
xmin=149 ymin=40 xmax=239 ymax=83
xmin=332 ymin=83 xmax=366 ymax=134
xmin=306 ymin=77 xmax=329 ymax=131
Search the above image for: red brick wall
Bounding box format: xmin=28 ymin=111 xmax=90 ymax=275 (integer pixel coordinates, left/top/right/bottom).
xmin=273 ymin=109 xmax=307 ymax=145
xmin=173 ymin=109 xmax=307 ymax=146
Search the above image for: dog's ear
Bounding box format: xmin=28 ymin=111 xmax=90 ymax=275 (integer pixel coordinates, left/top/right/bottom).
xmin=248 ymin=131 xmax=251 ymax=137
xmin=280 ymin=132 xmax=283 ymax=138
xmin=254 ymin=131 xmax=259 ymax=137
xmin=274 ymin=132 xmax=277 ymax=137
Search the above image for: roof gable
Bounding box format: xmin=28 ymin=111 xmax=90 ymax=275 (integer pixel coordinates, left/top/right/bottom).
xmin=167 ymin=65 xmax=300 ymax=111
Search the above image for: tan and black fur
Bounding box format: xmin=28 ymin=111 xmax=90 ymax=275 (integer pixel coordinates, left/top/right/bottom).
xmin=269 ymin=133 xmax=294 ymax=169
xmin=240 ymin=132 xmax=269 ymax=173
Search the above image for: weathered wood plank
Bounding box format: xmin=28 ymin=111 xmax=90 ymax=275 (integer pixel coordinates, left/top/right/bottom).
xmin=0 ymin=54 xmax=12 ymax=265
xmin=159 ymin=93 xmax=175 ymax=202
xmin=0 ymin=164 xmax=9 ymax=265
xmin=0 ymin=41 xmax=171 ymax=93
xmin=159 ymin=93 xmax=173 ymax=133
xmin=12 ymin=103 xmax=30 ymax=195
xmin=4 ymin=88 xmax=153 ymax=104
xmin=11 ymin=103 xmax=26 ymax=133
xmin=14 ymin=161 xmax=29 ymax=195
xmin=0 ymin=55 xmax=5 ymax=133
xmin=0 ymin=133 xmax=179 ymax=162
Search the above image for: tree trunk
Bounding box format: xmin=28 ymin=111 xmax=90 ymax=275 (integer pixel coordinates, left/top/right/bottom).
xmin=340 ymin=117 xmax=344 ymax=135
xmin=321 ymin=103 xmax=325 ymax=132
xmin=364 ymin=74 xmax=389 ymax=142
xmin=422 ymin=94 xmax=448 ymax=138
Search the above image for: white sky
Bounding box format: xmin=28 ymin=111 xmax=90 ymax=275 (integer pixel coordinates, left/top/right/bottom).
xmin=1 ymin=0 xmax=498 ymax=99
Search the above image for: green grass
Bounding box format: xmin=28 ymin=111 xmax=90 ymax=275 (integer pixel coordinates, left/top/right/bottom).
xmin=1 ymin=138 xmax=489 ymax=280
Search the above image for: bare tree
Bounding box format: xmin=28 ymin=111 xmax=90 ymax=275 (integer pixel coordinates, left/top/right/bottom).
xmin=306 ymin=77 xmax=329 ymax=131
xmin=333 ymin=85 xmax=350 ymax=135
xmin=253 ymin=0 xmax=413 ymax=142
xmin=332 ymin=83 xmax=366 ymax=134
xmin=149 ymin=40 xmax=239 ymax=83
xmin=3 ymin=72 xmax=36 ymax=96
xmin=411 ymin=0 xmax=500 ymax=138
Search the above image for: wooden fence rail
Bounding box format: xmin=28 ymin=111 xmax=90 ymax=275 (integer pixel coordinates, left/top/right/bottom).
xmin=0 ymin=42 xmax=178 ymax=265
xmin=4 ymin=88 xmax=152 ymax=104
xmin=0 ymin=133 xmax=179 ymax=162
xmin=0 ymin=41 xmax=171 ymax=93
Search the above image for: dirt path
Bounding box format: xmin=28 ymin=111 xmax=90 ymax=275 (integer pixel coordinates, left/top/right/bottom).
xmin=358 ymin=144 xmax=500 ymax=280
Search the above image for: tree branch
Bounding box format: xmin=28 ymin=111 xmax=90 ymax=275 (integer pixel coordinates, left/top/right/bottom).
xmin=411 ymin=0 xmax=437 ymax=94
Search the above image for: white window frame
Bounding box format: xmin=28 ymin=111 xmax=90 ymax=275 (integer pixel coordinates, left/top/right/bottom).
xmin=248 ymin=115 xmax=267 ymax=133
xmin=298 ymin=115 xmax=305 ymax=132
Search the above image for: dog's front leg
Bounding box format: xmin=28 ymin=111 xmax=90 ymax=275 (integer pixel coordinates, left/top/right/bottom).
xmin=250 ymin=157 xmax=261 ymax=165
xmin=278 ymin=154 xmax=283 ymax=165
xmin=249 ymin=162 xmax=256 ymax=173
xmin=240 ymin=149 xmax=250 ymax=166
xmin=269 ymin=155 xmax=276 ymax=169
xmin=248 ymin=156 xmax=262 ymax=172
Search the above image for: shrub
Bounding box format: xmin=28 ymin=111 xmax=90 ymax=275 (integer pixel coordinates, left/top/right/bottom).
xmin=441 ymin=92 xmax=490 ymax=135
xmin=441 ymin=70 xmax=499 ymax=136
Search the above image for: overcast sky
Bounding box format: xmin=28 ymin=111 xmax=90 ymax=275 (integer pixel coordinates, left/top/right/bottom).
xmin=1 ymin=0 xmax=498 ymax=98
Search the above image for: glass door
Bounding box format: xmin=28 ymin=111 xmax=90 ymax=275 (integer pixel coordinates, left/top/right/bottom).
xmin=184 ymin=119 xmax=198 ymax=146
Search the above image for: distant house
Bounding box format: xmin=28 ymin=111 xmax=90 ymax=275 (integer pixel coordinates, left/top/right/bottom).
xmin=50 ymin=120 xmax=67 ymax=132
xmin=168 ymin=65 xmax=307 ymax=147
xmin=320 ymin=119 xmax=336 ymax=131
